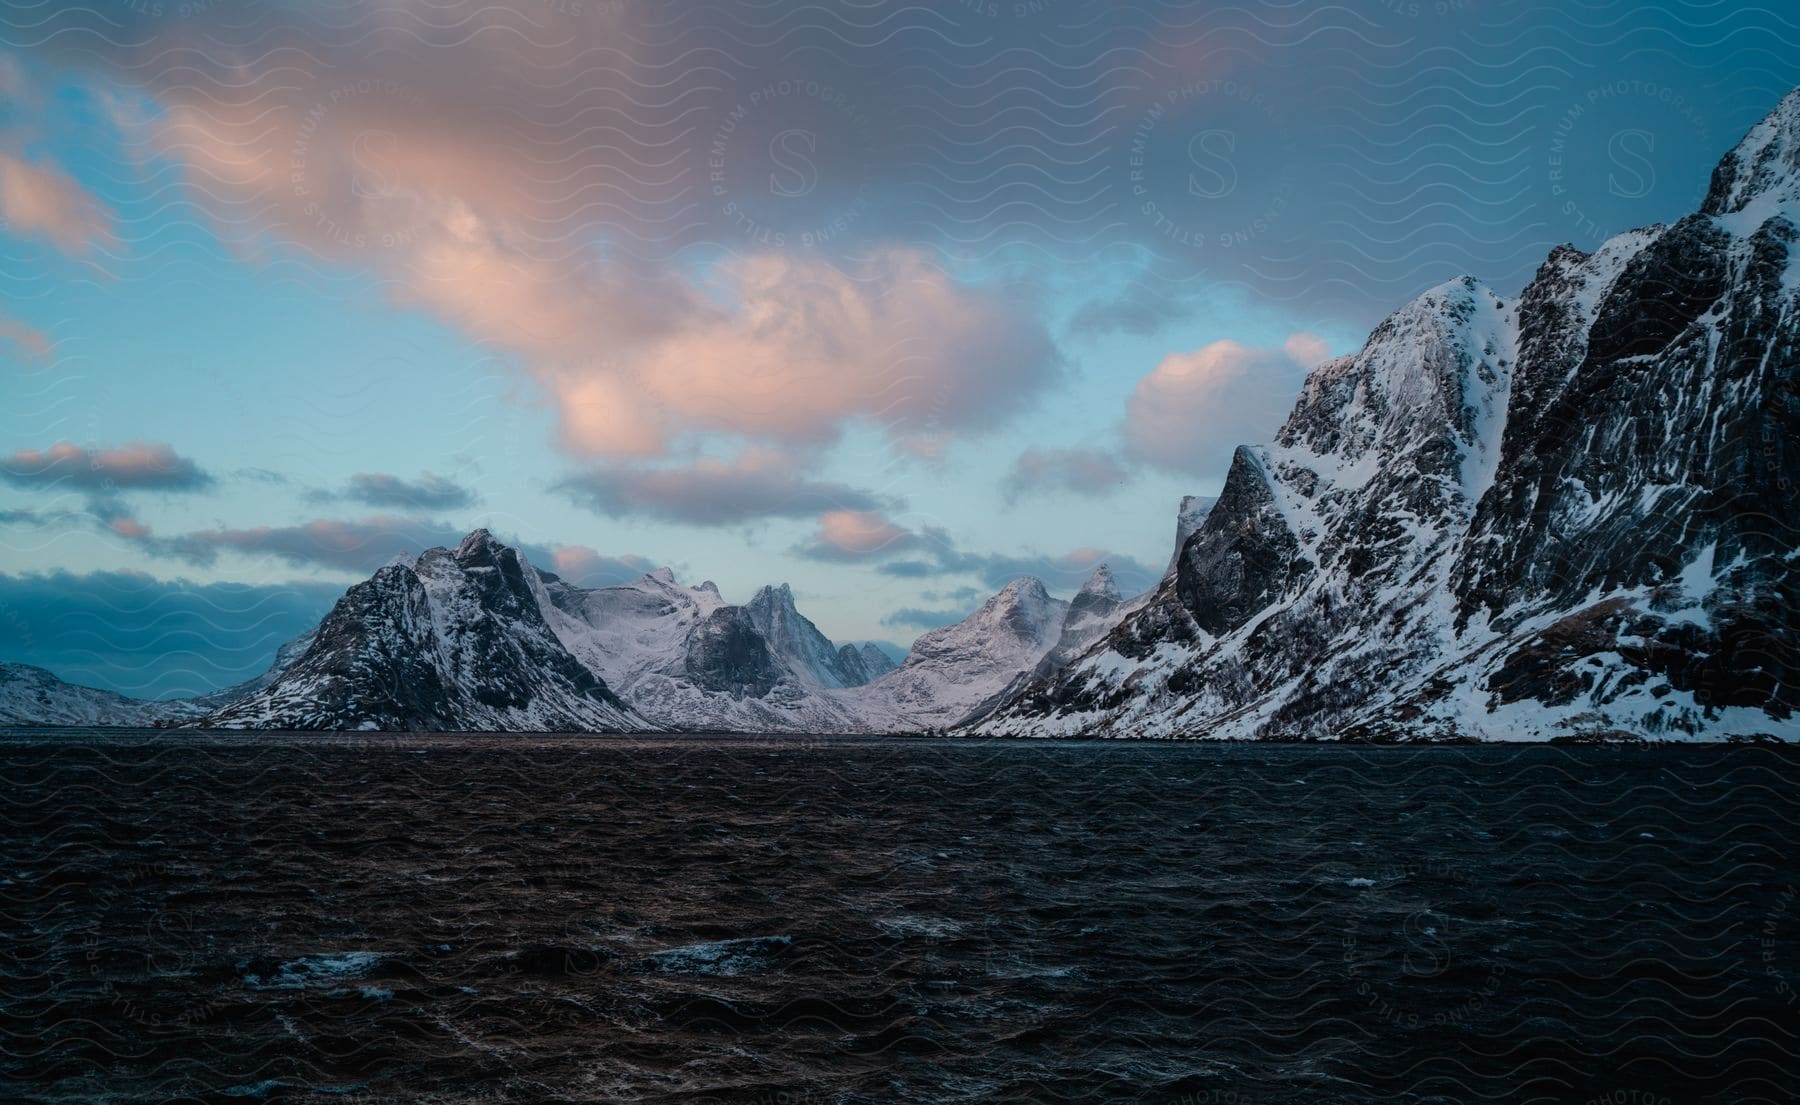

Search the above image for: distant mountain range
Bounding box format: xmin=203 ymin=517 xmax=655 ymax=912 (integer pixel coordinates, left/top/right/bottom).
xmin=5 ymin=87 xmax=1798 ymax=741
xmin=0 ymin=527 xmax=1136 ymax=734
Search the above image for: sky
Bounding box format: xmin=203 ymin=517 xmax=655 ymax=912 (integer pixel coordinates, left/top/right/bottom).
xmin=2 ymin=0 xmax=1797 ymax=698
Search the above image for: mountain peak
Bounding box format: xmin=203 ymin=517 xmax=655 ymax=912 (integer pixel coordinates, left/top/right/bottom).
xmin=1703 ymin=84 xmax=1800 ymax=217
xmin=1076 ymin=564 xmax=1120 ymax=602
xmin=455 ymin=528 xmax=509 ymax=562
xmin=645 ymin=566 xmax=676 ymax=584
xmin=747 ymin=582 xmax=798 ymax=612
xmin=1276 ymin=274 xmax=1511 ymax=481
xmin=997 ymin=576 xmax=1050 ymax=602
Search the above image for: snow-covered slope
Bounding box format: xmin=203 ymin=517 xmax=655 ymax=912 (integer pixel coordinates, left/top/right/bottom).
xmin=0 ymin=664 xmax=206 ymax=727
xmin=538 ymin=569 xmax=876 ymax=732
xmin=974 ymin=87 xmax=1800 ymax=743
xmin=1048 ymin=566 xmax=1128 ymax=667
xmin=1 ymin=625 xmax=318 ymax=728
xmin=184 ymin=628 xmax=319 ymax=711
xmin=200 ymin=531 xmax=647 ymax=731
xmin=858 ymin=577 xmax=1072 ymax=730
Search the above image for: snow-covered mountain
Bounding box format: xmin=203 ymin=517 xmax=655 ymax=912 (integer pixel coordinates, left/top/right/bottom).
xmin=201 ymin=531 xmax=646 ymax=731
xmin=0 ymin=532 xmax=1072 ymax=734
xmin=837 ymin=642 xmax=899 ymax=685
xmin=974 ymin=88 xmax=1800 ymax=742
xmin=0 ymin=664 xmax=207 ymax=727
xmin=856 ymin=577 xmax=1072 ymax=730
xmin=0 ymin=626 xmax=318 ymax=728
xmin=744 ymin=584 xmax=884 ymax=689
xmin=537 ymin=567 xmax=877 ymax=732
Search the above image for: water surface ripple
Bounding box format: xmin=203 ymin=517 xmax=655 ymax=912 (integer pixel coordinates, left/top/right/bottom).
xmin=2 ymin=732 xmax=1797 ymax=1103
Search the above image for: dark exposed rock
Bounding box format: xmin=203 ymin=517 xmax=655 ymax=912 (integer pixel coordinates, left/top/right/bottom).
xmin=684 ymin=606 xmax=783 ymax=698
xmin=1175 ymin=447 xmax=1307 ymax=636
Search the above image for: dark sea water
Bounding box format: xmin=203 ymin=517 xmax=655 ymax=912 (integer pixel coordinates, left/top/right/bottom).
xmin=2 ymin=732 xmax=1798 ymax=1104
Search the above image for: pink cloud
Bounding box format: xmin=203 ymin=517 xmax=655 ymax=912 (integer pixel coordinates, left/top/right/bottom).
xmin=1123 ymin=338 xmax=1308 ymax=477
xmin=60 ymin=16 xmax=1058 ymax=461
xmin=403 ymin=234 xmax=1057 ymax=458
xmin=800 ymin=510 xmax=922 ymax=561
xmin=556 ymin=449 xmax=888 ymax=526
xmin=0 ymin=441 xmax=211 ymax=492
xmin=1002 ymin=447 xmax=1129 ymax=502
xmin=547 ymin=545 xmax=660 ymax=587
xmin=0 ymin=315 xmax=49 ymax=359
xmin=0 ymin=153 xmax=115 ymax=255
xmin=1283 ymin=331 xmax=1332 ymax=368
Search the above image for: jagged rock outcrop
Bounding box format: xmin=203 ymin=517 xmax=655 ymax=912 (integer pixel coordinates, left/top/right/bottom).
xmin=744 ymin=583 xmax=887 ymax=688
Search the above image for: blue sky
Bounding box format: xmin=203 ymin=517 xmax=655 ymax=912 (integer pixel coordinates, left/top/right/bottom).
xmin=2 ymin=0 xmax=1797 ymax=697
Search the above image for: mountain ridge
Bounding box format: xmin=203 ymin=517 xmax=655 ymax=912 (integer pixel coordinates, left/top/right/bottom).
xmin=971 ymin=88 xmax=1800 ymax=743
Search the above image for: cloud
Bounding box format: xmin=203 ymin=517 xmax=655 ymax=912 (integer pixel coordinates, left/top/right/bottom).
xmin=1002 ymin=447 xmax=1129 ymax=502
xmin=540 ymin=544 xmax=659 ymax=587
xmin=0 ymin=53 xmax=29 ymax=102
xmin=0 ymin=314 xmax=49 ymax=359
xmin=881 ymin=606 xmax=972 ymax=632
xmin=556 ymin=450 xmax=887 ymax=526
xmin=920 ymin=585 xmax=984 ymax=605
xmin=0 ymin=152 xmax=115 ymax=255
xmin=0 ymin=569 xmax=342 ymax=700
xmin=881 ymin=540 xmax=1160 ymax=597
xmin=1066 ymin=269 xmax=1202 ymax=339
xmin=33 ymin=16 xmax=1062 ymax=462
xmin=0 ymin=441 xmax=212 ymax=494
xmin=1284 ymin=331 xmax=1333 ymax=368
xmin=142 ymin=515 xmax=471 ymax=574
xmin=329 ymin=471 xmax=477 ymax=511
xmin=412 ymin=237 xmax=1060 ymax=458
xmin=1122 ymin=338 xmax=1313 ymax=477
xmin=792 ymin=510 xmax=923 ymax=562
xmin=788 ymin=508 xmax=1161 ymax=595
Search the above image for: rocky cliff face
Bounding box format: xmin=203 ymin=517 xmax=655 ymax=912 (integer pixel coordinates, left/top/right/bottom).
xmin=744 ymin=583 xmax=889 ymax=689
xmin=975 ymin=88 xmax=1800 ymax=742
